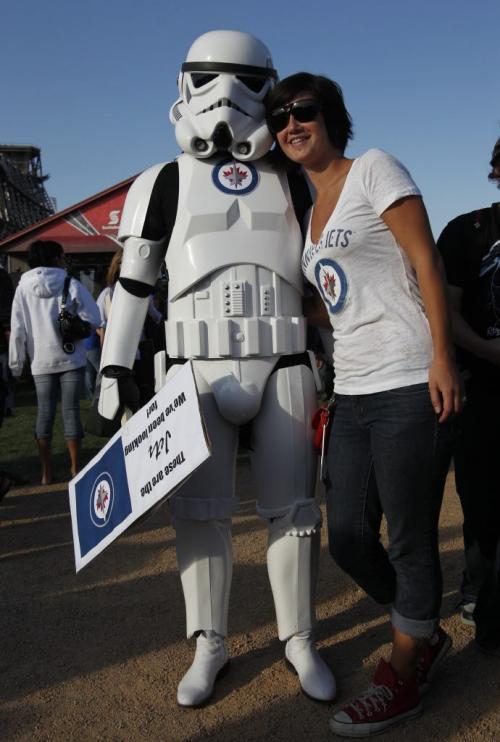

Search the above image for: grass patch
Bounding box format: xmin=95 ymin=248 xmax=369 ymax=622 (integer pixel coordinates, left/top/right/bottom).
xmin=0 ymin=379 xmax=108 ymax=484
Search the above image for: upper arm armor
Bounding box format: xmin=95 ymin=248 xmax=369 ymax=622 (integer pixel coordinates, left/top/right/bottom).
xmin=118 ymin=160 xmax=180 ymax=242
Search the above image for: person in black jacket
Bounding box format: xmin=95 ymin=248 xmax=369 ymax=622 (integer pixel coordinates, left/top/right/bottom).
xmin=0 ymin=261 xmax=14 ymax=501
xmin=437 ymin=136 xmax=500 ymax=655
xmin=0 ymin=261 xmax=14 ymax=416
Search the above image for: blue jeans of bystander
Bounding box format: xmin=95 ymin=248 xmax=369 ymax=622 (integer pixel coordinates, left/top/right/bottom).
xmin=33 ymin=367 xmax=84 ymax=440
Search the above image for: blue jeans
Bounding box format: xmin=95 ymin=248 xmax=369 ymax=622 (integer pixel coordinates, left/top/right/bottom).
xmin=33 ymin=368 xmax=84 ymax=440
xmin=325 ymin=383 xmax=452 ymax=638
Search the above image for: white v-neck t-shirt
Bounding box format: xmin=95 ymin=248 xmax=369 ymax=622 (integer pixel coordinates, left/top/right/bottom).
xmin=302 ymin=148 xmax=433 ymax=395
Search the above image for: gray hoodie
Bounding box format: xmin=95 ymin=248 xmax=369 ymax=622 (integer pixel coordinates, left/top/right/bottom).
xmin=9 ymin=267 xmax=101 ymax=376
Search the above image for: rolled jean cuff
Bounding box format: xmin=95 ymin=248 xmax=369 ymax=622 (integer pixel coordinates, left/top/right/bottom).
xmin=391 ymin=607 xmax=438 ymax=639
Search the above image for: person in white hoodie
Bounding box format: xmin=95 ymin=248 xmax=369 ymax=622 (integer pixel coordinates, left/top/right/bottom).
xmin=9 ymin=240 xmax=101 ymax=484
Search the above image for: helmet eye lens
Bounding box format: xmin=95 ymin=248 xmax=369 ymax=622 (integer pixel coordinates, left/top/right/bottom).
xmin=191 ymin=73 xmax=218 ymax=88
xmin=236 ymin=75 xmax=266 ymax=93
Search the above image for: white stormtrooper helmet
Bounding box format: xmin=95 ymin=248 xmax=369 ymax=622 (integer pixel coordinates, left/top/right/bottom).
xmin=170 ymin=30 xmax=277 ymax=161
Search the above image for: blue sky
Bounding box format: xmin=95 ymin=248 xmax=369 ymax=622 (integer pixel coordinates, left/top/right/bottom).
xmin=2 ymin=0 xmax=499 ymax=236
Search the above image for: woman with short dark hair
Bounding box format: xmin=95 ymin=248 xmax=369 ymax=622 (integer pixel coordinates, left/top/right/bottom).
xmin=9 ymin=240 xmax=100 ymax=483
xmin=267 ymin=72 xmax=353 ymax=155
xmin=266 ymin=73 xmax=462 ymax=737
xmin=26 ymin=239 xmax=64 ymax=269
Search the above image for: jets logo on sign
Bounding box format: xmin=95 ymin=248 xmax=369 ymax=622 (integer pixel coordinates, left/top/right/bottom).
xmin=89 ymin=472 xmax=114 ymax=528
xmin=314 ymin=259 xmax=348 ymax=314
xmin=75 ymin=438 xmax=132 ymax=558
xmin=212 ymin=158 xmax=259 ymax=195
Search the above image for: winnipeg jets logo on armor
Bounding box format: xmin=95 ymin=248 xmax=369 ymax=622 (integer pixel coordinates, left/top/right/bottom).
xmin=315 ymin=259 xmax=348 ymax=314
xmin=89 ymin=472 xmax=114 ymax=527
xmin=224 ymin=165 xmax=247 ymax=188
xmin=212 ymin=158 xmax=259 ymax=195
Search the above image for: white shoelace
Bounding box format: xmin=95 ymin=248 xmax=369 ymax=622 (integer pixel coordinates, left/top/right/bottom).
xmin=348 ymin=684 xmax=394 ymax=717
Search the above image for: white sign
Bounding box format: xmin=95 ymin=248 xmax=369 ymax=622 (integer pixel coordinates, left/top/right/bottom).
xmin=68 ymin=362 xmax=210 ymax=571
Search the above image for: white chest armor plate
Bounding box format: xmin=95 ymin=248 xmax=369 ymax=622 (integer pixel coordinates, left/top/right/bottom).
xmin=166 ymin=154 xmax=306 ymax=359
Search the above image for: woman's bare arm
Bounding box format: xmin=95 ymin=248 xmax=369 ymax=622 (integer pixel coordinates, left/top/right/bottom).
xmin=382 ymin=195 xmax=462 ymax=421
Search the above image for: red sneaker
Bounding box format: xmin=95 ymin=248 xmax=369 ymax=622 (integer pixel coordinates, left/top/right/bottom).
xmin=416 ymin=627 xmax=452 ymax=695
xmin=329 ymin=659 xmax=422 ymax=737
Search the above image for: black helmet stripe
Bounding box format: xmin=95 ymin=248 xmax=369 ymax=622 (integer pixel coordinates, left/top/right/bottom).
xmin=182 ymin=61 xmax=277 ymax=78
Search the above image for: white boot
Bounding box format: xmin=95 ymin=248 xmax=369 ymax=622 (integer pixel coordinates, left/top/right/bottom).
xmin=177 ymin=631 xmax=229 ymax=707
xmin=285 ymin=631 xmax=336 ymax=702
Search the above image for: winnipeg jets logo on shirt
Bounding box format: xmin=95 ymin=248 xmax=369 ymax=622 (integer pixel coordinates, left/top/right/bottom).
xmin=323 ymin=270 xmax=337 ymax=301
xmin=89 ymin=472 xmax=114 ymax=527
xmin=315 ymin=259 xmax=348 ymax=314
xmin=212 ymin=158 xmax=259 ymax=195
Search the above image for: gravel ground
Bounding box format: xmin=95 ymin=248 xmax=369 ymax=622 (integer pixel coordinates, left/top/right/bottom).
xmin=1 ymin=461 xmax=499 ymax=741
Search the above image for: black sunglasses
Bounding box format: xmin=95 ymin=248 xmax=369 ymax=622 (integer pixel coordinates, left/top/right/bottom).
xmin=268 ymin=99 xmax=322 ymax=133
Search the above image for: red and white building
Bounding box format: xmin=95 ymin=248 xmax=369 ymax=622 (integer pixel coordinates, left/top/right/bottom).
xmin=0 ymin=175 xmax=136 ymax=294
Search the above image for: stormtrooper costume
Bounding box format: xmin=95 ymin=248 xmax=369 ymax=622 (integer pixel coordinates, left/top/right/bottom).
xmin=98 ymin=30 xmax=335 ymax=706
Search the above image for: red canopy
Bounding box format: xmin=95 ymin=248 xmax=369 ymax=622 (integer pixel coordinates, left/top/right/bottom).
xmin=0 ymin=175 xmax=136 ymax=256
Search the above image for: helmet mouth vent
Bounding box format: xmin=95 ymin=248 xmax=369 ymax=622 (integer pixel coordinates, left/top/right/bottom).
xmin=212 ymin=122 xmax=233 ymax=151
xmin=200 ymin=98 xmax=248 ymax=116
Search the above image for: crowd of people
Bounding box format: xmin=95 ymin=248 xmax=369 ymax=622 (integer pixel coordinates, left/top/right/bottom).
xmin=1 ymin=30 xmax=498 ymax=737
xmin=2 ymin=240 xmax=166 ymax=486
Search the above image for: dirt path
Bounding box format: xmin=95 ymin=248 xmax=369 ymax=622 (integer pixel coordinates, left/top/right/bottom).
xmin=1 ymin=462 xmax=499 ymax=741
